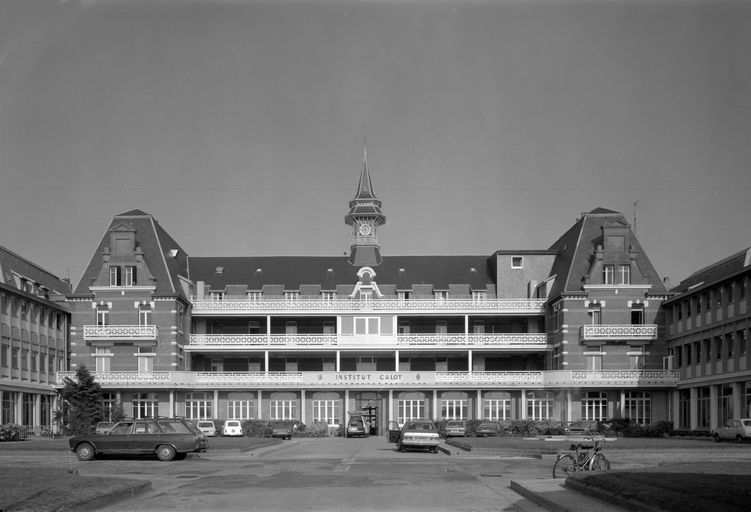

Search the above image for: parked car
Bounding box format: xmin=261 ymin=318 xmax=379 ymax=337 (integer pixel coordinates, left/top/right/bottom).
xmin=196 ymin=420 xmax=217 ymax=437
xmin=443 ymin=420 xmax=469 ymax=437
xmin=345 ymin=415 xmax=369 ymax=438
xmin=268 ymin=421 xmax=293 ymax=440
xmin=712 ymin=418 xmax=751 ymax=442
xmin=94 ymin=421 xmax=115 ymax=435
xmin=397 ymin=420 xmax=440 ymax=453
xmin=69 ymin=418 xmax=208 ymax=461
xmin=223 ymin=420 xmax=243 ymax=437
xmin=474 ymin=422 xmax=501 ymax=437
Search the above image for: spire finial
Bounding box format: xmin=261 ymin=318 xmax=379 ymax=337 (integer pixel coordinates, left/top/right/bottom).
xmin=363 ymin=126 xmax=367 ymax=164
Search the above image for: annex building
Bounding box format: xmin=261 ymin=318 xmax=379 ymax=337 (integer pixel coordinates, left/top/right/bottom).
xmin=1 ymin=246 xmax=71 ymax=432
xmin=58 ymin=155 xmax=683 ymax=433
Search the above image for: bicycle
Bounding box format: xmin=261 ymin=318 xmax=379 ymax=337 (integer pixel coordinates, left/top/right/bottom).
xmin=552 ymin=438 xmax=610 ymax=478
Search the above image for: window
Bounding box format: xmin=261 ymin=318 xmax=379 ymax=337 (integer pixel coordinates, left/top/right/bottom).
xmin=472 ymin=290 xmax=487 ymax=301
xmin=582 ymin=391 xmax=608 ymax=421
xmin=511 ymin=256 xmax=524 ymax=269
xmin=727 ymin=333 xmax=735 ymax=358
xmin=248 ymin=321 xmax=261 ymax=334
xmin=11 ymin=347 xmax=19 ymax=369
xmin=354 ymin=317 xmax=380 ymax=335
xmin=321 ymin=292 xmax=335 ymax=302
xmin=124 ymin=266 xmax=137 ymax=286
xmin=270 ymin=400 xmax=297 ymax=421
xmin=397 ymin=400 xmax=425 ymax=423
xmin=629 ymin=347 xmax=645 ymax=369
xmin=94 ymin=347 xmax=111 ymax=372
xmin=132 ymin=392 xmax=158 ymax=419
xmin=440 ymin=399 xmax=468 ymax=420
xmin=434 ymin=291 xmax=448 ymax=301
xmin=741 ymin=279 xmax=747 ymax=300
xmin=715 ymin=336 xmax=723 ymax=360
xmin=210 ymin=291 xmax=224 ymax=301
xmin=109 ymin=266 xmax=121 ymax=286
xmin=587 ymin=349 xmax=603 ymax=370
xmin=728 ymin=283 xmax=734 ymax=303
xmin=100 ymin=393 xmax=118 ymax=421
xmin=285 ymin=321 xmax=297 ymax=335
xmin=744 ymin=382 xmax=751 ymax=418
xmin=685 ymin=344 xmax=692 ymax=365
xmin=740 ymin=330 xmax=748 ymax=356
xmin=96 ymin=305 xmax=109 ymax=326
xmin=397 ymin=291 xmax=411 ymax=302
xmin=247 ymin=291 xmax=261 ymax=302
xmin=618 ymin=265 xmax=631 ymax=285
xmin=704 ymin=338 xmax=712 ymax=362
xmin=526 ymin=391 xmax=553 ymax=420
xmin=435 ymin=320 xmax=448 ymax=334
xmin=284 ymin=292 xmax=299 ymax=301
xmin=138 ymin=304 xmax=151 ymax=325
xmin=137 ymin=346 xmax=154 ymax=372
xmin=588 ymin=306 xmax=601 ymax=325
xmin=228 ymin=400 xmax=256 ymax=420
xmin=483 ymin=397 xmax=511 ymax=421
xmin=719 ymin=385 xmax=734 ymax=425
xmin=678 ymin=389 xmax=691 ymax=429
xmin=186 ymin=392 xmax=213 ymax=420
xmin=630 ymin=306 xmax=644 ymax=324
xmin=312 ymin=400 xmax=341 ymax=425
xmin=624 ymin=391 xmax=651 ymax=425
xmin=472 ymin=321 xmax=485 ymax=334
xmin=323 ymin=321 xmax=335 ymax=335
xmin=603 ymin=265 xmax=614 ymax=285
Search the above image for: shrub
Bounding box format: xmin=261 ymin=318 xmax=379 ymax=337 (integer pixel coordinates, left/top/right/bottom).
xmin=0 ymin=424 xmax=25 ymax=442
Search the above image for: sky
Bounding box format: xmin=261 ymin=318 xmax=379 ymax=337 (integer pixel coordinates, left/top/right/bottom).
xmin=0 ymin=0 xmax=750 ymax=289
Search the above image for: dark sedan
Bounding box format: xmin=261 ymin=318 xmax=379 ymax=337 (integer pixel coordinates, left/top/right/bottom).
xmin=474 ymin=422 xmax=501 ymax=437
xmin=69 ymin=418 xmax=209 ymax=461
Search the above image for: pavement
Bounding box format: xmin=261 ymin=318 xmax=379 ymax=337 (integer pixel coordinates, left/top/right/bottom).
xmin=510 ymin=478 xmax=635 ymax=512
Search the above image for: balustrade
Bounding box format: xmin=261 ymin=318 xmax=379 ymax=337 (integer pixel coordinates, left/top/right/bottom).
xmin=82 ymin=325 xmax=158 ymax=340
xmin=579 ymin=324 xmax=658 ymax=341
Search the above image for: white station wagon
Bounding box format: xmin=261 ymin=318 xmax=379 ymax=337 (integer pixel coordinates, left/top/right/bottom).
xmin=712 ymin=418 xmax=751 ymax=442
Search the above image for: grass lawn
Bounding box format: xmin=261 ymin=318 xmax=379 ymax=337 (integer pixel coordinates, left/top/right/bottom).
xmin=570 ymin=470 xmax=751 ymax=512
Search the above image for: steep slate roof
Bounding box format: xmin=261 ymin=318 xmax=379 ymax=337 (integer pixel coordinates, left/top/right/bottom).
xmin=668 ymin=247 xmax=751 ymax=297
xmin=546 ymin=208 xmax=668 ymax=299
xmin=73 ymin=211 xmax=190 ymax=299
xmin=0 ymin=245 xmax=71 ymax=295
xmin=189 ymin=255 xmax=495 ymax=291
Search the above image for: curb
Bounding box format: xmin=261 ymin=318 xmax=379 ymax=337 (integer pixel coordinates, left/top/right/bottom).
xmin=564 ymin=477 xmax=664 ymax=512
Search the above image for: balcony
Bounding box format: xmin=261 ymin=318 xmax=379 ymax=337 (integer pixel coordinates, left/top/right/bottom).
xmin=190 ymin=297 xmax=547 ymax=315
xmin=83 ymin=325 xmax=158 ymax=342
xmin=186 ymin=333 xmax=549 ymax=352
xmin=56 ymin=369 xmax=679 ymax=390
xmin=579 ymin=324 xmax=658 ymax=342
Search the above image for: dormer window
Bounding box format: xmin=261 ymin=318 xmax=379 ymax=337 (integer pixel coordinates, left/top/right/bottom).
xmin=435 ymin=291 xmax=448 ymax=302
xmin=110 ymin=265 xmax=137 ymax=287
xmin=285 ymin=292 xmax=299 ymax=302
xmin=618 ymin=265 xmax=631 ymax=285
xmin=603 ymin=265 xmax=614 ymax=285
xmin=210 ymin=291 xmax=224 ymax=301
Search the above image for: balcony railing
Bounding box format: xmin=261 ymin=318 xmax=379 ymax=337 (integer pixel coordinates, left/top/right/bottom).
xmin=83 ymin=325 xmax=158 ymax=341
xmin=190 ymin=297 xmax=546 ymax=314
xmin=187 ymin=333 xmax=548 ymax=351
xmin=56 ymin=369 xmax=679 ymax=389
xmin=579 ymin=324 xmax=658 ymax=341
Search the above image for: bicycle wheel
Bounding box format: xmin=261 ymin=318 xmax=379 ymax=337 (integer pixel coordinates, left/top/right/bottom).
xmin=590 ymin=453 xmax=610 ymax=471
xmin=553 ymin=454 xmax=576 ymax=478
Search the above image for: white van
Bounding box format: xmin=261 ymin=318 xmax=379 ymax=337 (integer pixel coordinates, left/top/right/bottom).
xmin=196 ymin=420 xmax=217 ymax=437
xmin=223 ymin=420 xmax=243 ymax=437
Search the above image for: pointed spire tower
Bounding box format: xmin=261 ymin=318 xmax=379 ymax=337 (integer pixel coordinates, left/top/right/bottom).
xmin=345 ymin=139 xmax=386 ymax=266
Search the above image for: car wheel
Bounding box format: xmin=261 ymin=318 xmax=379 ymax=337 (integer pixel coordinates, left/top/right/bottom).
xmin=736 ymin=435 xmax=743 ymax=443
xmin=399 ymin=442 xmax=406 ymax=453
xmin=75 ymin=442 xmax=95 ymax=461
xmin=156 ymin=444 xmax=177 ymax=461
xmin=714 ymin=433 xmax=721 ymax=443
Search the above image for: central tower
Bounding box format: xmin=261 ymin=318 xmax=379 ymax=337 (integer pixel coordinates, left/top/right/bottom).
xmin=345 ymin=142 xmax=386 ymax=266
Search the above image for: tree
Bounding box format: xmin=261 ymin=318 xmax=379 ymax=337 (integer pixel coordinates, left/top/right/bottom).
xmin=59 ymin=366 xmax=103 ymax=435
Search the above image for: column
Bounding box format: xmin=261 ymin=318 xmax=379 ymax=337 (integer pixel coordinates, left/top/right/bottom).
xmin=388 ymin=389 xmax=394 ymax=423
xmin=34 ymin=394 xmax=40 ymax=428
xmin=566 ymin=390 xmax=572 ymax=422
xmin=169 ymin=390 xmax=175 ymax=418
xmin=0 ymin=390 xmax=3 ymax=423
xmin=344 ymin=389 xmax=350 ymax=420
xmin=258 ymin=390 xmax=263 ymax=420
xmin=689 ymin=387 xmax=698 ymax=431
xmin=468 ymin=350 xmax=473 ymax=372
xmin=264 ymin=351 xmax=269 ymax=375
xmin=432 ymin=389 xmax=438 ymax=422
xmin=266 ymin=316 xmax=271 ymax=345
xmin=464 ymin=315 xmax=469 ymax=344
xmin=671 ymin=389 xmax=680 ymax=426
xmin=709 ymin=384 xmax=719 ymax=430
xmin=520 ymin=390 xmax=527 ymax=420
xmin=476 ymin=390 xmax=482 ymax=420
xmin=395 ymin=350 xmax=400 ymax=371
xmin=336 ymin=351 xmax=340 ymax=372
xmin=213 ymin=390 xmax=219 ymax=419
xmin=732 ymin=382 xmax=742 ymax=420
xmin=301 ymin=389 xmax=306 ymax=425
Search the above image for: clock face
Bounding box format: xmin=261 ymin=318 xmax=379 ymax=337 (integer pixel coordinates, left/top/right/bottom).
xmin=359 ymin=224 xmax=372 ymax=236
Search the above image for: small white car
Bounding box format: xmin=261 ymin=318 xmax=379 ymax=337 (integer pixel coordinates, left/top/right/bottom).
xmin=196 ymin=420 xmax=217 ymax=437
xmin=223 ymin=420 xmax=243 ymax=437
xmin=712 ymin=418 xmax=751 ymax=442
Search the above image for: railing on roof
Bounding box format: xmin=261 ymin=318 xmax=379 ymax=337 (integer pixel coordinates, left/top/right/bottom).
xmin=190 ymin=297 xmax=547 ymax=314
xmin=187 ymin=333 xmax=548 ymax=350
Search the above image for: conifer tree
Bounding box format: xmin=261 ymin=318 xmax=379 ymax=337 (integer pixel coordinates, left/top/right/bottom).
xmin=59 ymin=366 xmax=103 ymax=435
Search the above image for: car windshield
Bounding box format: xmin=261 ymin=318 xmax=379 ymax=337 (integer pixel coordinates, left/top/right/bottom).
xmin=406 ymin=422 xmax=435 ymax=431
xmin=743 ymin=420 xmax=751 ymax=427
xmin=446 ymin=421 xmax=463 ymax=427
